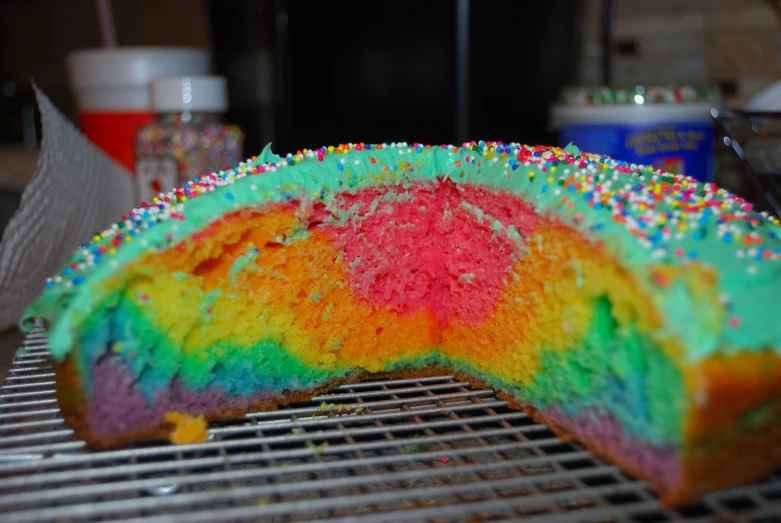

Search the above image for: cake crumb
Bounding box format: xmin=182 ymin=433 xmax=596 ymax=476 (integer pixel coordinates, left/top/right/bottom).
xmin=164 ymin=411 xmax=209 ymax=445
xmin=307 ymin=441 xmax=330 ymax=454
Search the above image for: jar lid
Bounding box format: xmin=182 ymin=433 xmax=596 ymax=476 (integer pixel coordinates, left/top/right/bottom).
xmin=561 ymin=85 xmax=720 ymax=106
xmin=67 ymin=48 xmax=211 ymax=89
xmin=151 ymin=75 xmax=228 ymax=113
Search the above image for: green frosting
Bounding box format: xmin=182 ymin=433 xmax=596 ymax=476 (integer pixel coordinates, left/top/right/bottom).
xmin=563 ymin=143 xmax=581 ymax=155
xmin=24 ymin=142 xmax=781 ymax=362
xmin=257 ymin=143 xmax=283 ymax=165
xmin=227 ymin=244 xmax=259 ymax=280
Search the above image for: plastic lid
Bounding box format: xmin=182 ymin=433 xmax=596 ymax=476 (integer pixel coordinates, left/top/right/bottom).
xmin=551 ymin=102 xmax=717 ymax=127
xmin=67 ymin=48 xmax=211 ymax=89
xmin=151 ymin=76 xmax=228 ymax=113
xmin=561 ymin=85 xmax=720 ymax=106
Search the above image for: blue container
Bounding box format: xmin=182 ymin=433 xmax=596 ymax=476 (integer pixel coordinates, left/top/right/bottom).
xmin=551 ymin=102 xmax=716 ymax=182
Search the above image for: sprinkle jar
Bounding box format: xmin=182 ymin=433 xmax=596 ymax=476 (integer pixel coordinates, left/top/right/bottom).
xmin=135 ymin=75 xmax=244 ymax=203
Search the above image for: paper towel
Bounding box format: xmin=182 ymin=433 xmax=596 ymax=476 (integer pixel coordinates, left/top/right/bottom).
xmin=0 ymin=85 xmax=135 ymax=330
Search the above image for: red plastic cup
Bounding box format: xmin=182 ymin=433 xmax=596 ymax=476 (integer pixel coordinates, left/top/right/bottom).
xmin=67 ymin=48 xmax=211 ymax=172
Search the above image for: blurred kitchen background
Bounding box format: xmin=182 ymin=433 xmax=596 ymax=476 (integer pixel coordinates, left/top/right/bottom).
xmin=4 ymin=0 xmax=781 ymax=199
xmin=2 ymin=0 xmax=781 ymax=366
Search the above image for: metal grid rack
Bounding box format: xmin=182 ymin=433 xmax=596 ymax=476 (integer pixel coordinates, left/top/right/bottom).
xmin=1 ymin=323 xmax=781 ymax=522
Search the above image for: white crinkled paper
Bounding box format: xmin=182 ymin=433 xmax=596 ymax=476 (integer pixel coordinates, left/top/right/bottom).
xmin=0 ymin=86 xmax=135 ymax=330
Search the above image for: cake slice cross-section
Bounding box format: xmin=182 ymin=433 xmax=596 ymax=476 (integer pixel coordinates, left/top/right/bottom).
xmin=25 ymin=141 xmax=781 ymax=506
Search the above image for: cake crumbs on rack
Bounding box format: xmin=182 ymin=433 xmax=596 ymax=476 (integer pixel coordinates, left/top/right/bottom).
xmin=164 ymin=411 xmax=209 ymax=445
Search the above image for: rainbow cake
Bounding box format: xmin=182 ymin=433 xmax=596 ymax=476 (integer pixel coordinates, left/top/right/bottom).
xmin=24 ymin=141 xmax=781 ymax=506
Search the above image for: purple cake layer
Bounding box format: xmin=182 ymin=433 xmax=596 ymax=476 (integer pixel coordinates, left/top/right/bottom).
xmin=542 ymin=408 xmax=681 ymax=487
xmin=86 ymin=357 xmax=275 ymax=441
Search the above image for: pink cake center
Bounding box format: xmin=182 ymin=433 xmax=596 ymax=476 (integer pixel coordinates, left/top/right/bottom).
xmin=316 ymin=181 xmax=541 ymax=327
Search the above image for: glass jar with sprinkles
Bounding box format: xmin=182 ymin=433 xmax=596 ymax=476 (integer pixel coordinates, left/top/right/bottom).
xmin=135 ymin=75 xmax=244 ymax=203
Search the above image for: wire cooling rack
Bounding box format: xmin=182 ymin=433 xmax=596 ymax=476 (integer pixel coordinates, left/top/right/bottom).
xmin=1 ymin=322 xmax=781 ymax=522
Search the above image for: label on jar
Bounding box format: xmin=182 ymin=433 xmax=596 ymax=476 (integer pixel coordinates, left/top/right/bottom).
xmin=136 ymin=156 xmax=178 ymax=203
xmin=559 ymin=122 xmax=714 ymax=182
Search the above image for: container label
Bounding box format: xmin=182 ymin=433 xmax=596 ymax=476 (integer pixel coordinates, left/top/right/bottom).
xmin=559 ymin=122 xmax=714 ymax=182
xmin=136 ymin=156 xmax=178 ymax=203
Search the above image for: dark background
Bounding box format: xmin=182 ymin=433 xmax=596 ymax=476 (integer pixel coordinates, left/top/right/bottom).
xmin=212 ymin=0 xmax=584 ymax=153
xmin=0 ymin=0 xmax=585 ymax=156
